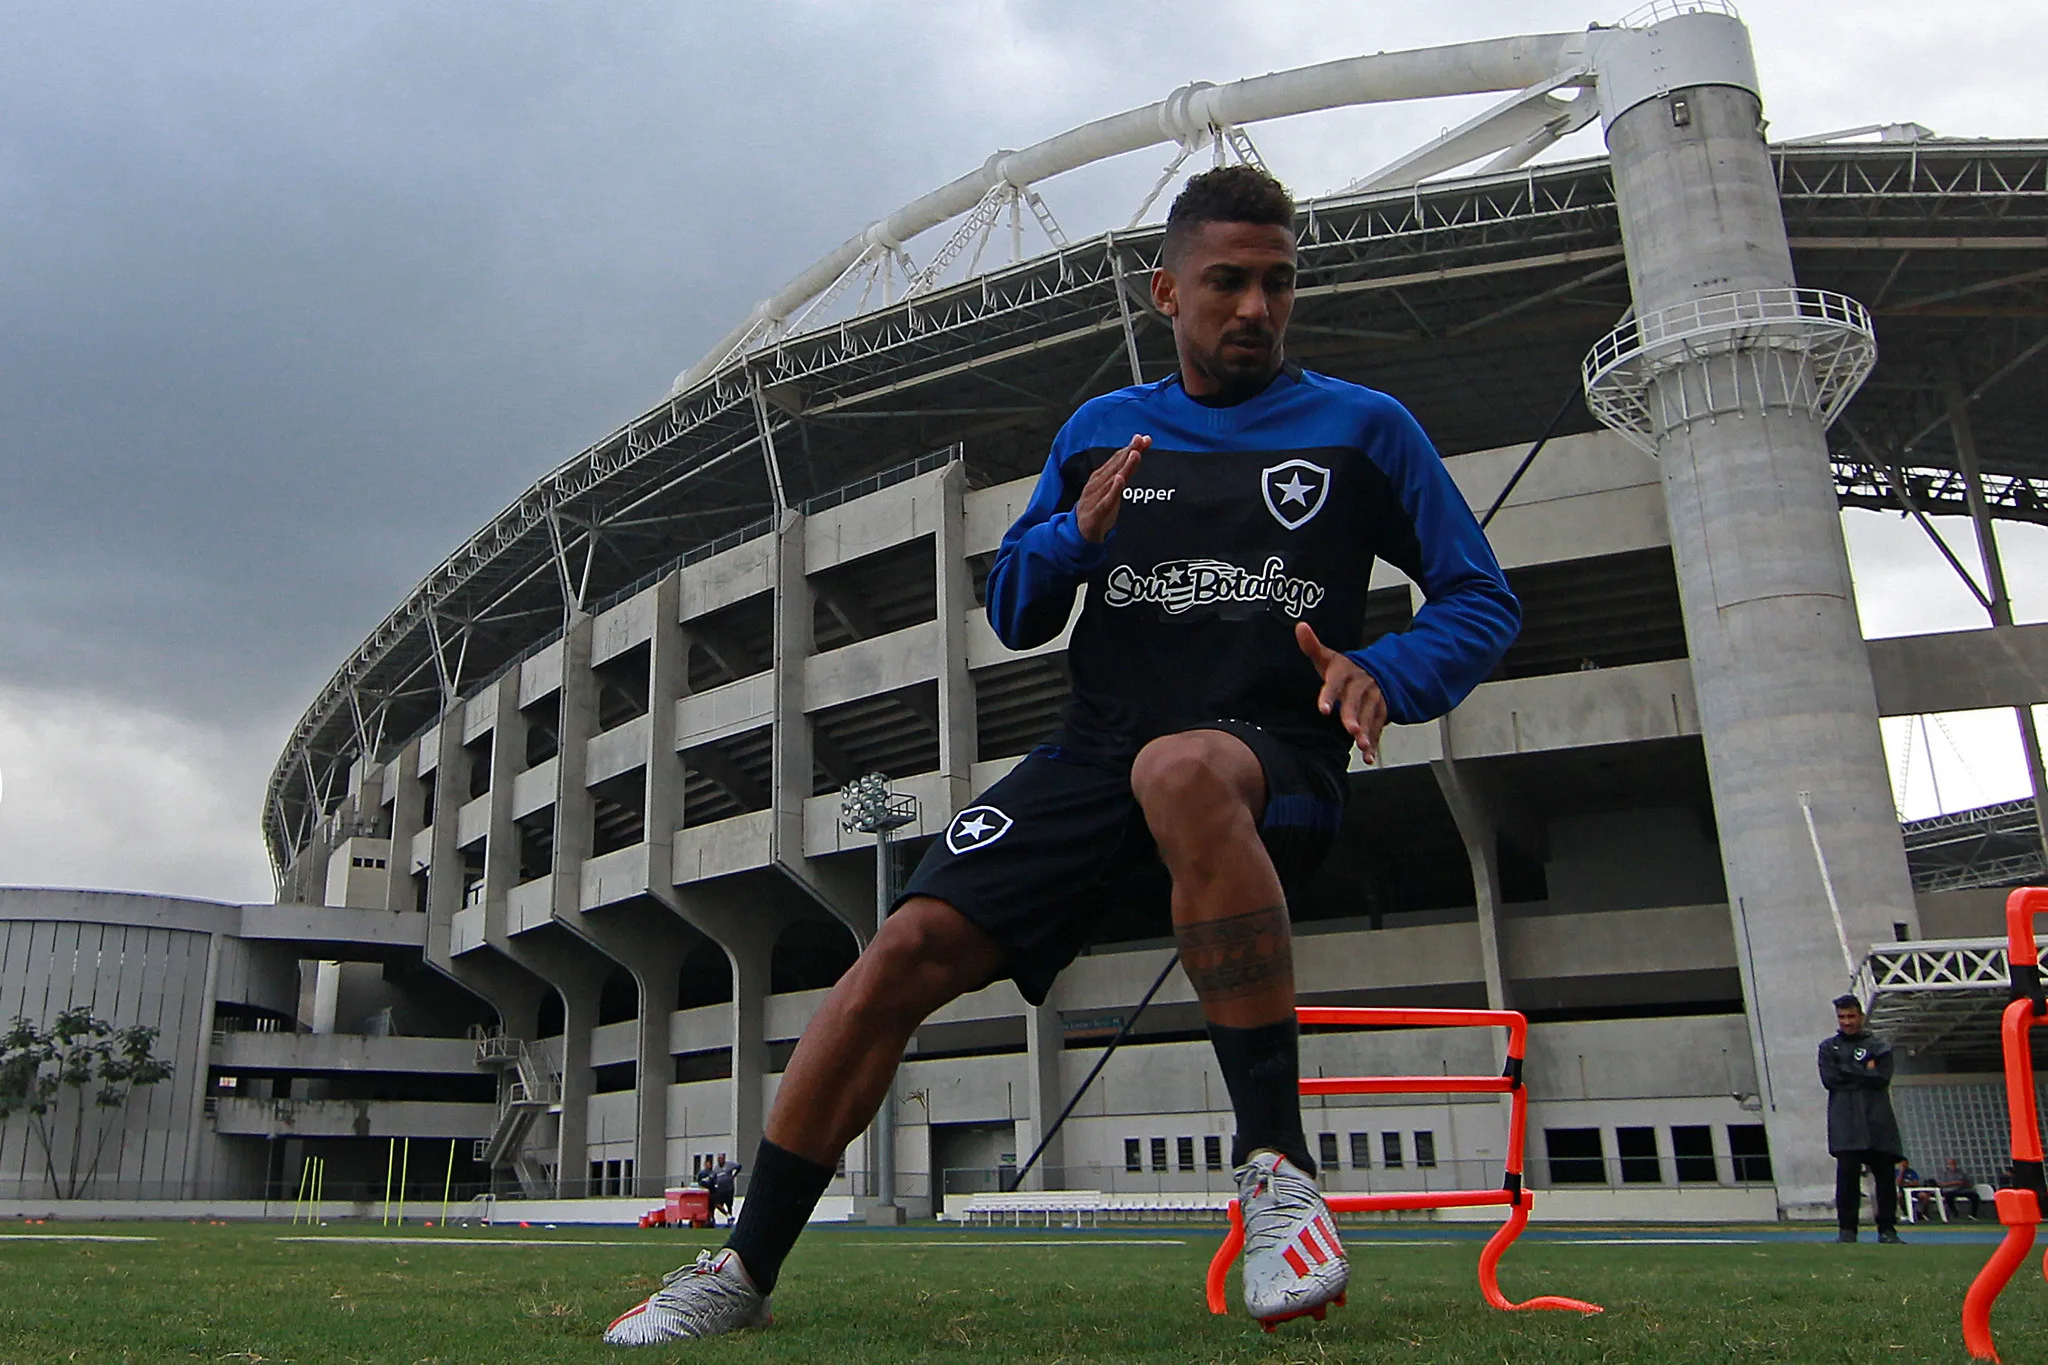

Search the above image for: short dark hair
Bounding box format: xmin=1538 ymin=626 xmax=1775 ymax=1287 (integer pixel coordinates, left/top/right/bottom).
xmin=1832 ymin=994 xmax=1862 ymax=1012
xmin=1161 ymin=165 xmax=1295 ymax=269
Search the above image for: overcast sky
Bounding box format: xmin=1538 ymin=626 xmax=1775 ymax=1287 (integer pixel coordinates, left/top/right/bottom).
xmin=0 ymin=0 xmax=2042 ymax=902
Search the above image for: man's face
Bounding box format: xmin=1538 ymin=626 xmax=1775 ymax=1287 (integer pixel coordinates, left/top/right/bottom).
xmin=1153 ymin=220 xmax=1297 ymax=397
xmin=1836 ymin=1006 xmax=1865 ymax=1035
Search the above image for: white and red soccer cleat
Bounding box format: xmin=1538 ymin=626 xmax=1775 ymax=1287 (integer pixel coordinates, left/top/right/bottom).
xmin=603 ymin=1248 xmax=772 ymax=1346
xmin=1235 ymin=1150 xmax=1348 ymax=1329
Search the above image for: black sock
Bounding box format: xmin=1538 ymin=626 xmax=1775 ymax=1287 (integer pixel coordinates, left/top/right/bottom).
xmin=1208 ymin=1018 xmax=1315 ymax=1177
xmin=724 ymin=1138 xmax=835 ymax=1294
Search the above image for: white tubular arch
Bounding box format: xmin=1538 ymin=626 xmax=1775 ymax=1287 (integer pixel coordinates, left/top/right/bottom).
xmin=673 ymin=10 xmax=1762 ymax=395
xmin=672 ymin=31 xmax=1592 ymax=394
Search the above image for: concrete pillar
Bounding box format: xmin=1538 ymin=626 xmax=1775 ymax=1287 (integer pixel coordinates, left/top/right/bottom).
xmin=934 ymin=461 xmax=979 ymax=818
xmin=543 ymin=892 xmax=691 ymax=1198
xmin=482 ymin=681 xmax=524 ymax=917
xmin=1430 ymin=751 xmax=1511 ymax=1012
xmin=1947 ymin=377 xmax=2048 ymax=863
xmin=765 ymin=508 xmax=871 ymax=927
xmin=1600 ymin=24 xmax=1919 ymax=1212
xmin=1020 ymin=997 xmax=1066 ymax=1191
xmin=424 ymin=717 xmax=468 ymax=939
xmin=178 ymin=932 xmax=224 ymax=1194
xmin=631 ymin=955 xmax=680 ymax=1196
xmin=553 ymin=615 xmax=599 ymax=918
xmin=552 ymin=977 xmax=601 ymax=1195
xmin=646 ymin=572 xmax=691 ymax=891
xmin=726 ymin=924 xmax=776 ymax=1182
xmin=382 ymin=745 xmax=423 ymax=915
xmin=768 ymin=512 xmax=818 ymax=891
xmin=660 ymin=876 xmax=791 ymax=1193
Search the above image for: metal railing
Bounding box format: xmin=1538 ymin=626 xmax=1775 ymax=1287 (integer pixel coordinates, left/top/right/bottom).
xmin=1582 ymin=287 xmax=1876 ymax=453
xmin=1616 ymin=0 xmax=1739 ymax=29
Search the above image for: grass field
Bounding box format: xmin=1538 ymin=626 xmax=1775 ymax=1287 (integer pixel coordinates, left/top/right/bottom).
xmin=0 ymin=1221 xmax=2038 ymax=1364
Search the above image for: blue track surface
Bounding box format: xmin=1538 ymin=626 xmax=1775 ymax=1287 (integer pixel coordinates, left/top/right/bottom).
xmin=891 ymin=1223 xmax=2012 ymax=1246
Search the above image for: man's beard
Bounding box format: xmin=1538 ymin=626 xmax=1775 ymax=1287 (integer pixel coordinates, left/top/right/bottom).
xmin=1198 ymin=330 xmax=1282 ymax=400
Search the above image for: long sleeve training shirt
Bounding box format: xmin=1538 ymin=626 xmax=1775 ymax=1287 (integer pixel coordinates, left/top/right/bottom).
xmin=985 ymin=366 xmax=1521 ymax=769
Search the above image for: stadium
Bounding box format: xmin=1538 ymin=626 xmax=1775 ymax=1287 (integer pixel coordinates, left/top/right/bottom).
xmin=7 ymin=4 xmax=2045 ymax=1246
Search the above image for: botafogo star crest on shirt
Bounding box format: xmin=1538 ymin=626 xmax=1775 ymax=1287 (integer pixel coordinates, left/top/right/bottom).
xmin=945 ymin=804 xmax=1014 ymax=855
xmin=1260 ymin=459 xmax=1331 ymax=531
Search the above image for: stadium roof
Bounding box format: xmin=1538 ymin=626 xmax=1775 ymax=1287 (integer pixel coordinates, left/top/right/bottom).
xmin=1903 ymin=798 xmax=2048 ymax=894
xmin=265 ymin=135 xmax=2048 ymax=877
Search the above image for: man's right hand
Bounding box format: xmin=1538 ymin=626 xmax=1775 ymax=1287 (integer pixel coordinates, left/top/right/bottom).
xmin=1075 ymin=435 xmax=1149 ymax=543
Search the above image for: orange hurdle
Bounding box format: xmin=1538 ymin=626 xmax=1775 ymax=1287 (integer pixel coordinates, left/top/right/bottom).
xmin=1963 ymin=886 xmax=2048 ymax=1363
xmin=1206 ymin=1006 xmax=1602 ymax=1328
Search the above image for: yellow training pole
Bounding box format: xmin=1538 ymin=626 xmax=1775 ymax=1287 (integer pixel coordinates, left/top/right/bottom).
xmin=316 ymin=1156 xmax=326 ymax=1222
xmin=292 ymin=1157 xmax=310 ymax=1225
xmin=397 ymin=1137 xmax=412 ymax=1226
xmin=440 ymin=1139 xmax=457 ymax=1226
xmin=382 ymin=1138 xmax=397 ymax=1228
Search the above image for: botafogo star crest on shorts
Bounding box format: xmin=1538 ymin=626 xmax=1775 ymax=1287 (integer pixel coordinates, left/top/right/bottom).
xmin=945 ymin=805 xmax=1014 ymax=855
xmin=1260 ymin=459 xmax=1331 ymax=531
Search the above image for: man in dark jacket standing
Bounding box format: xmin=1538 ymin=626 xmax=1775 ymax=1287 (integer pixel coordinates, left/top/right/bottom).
xmin=1819 ymin=993 xmax=1905 ymax=1243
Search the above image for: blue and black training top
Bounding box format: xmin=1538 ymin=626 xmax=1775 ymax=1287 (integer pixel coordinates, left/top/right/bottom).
xmin=986 ymin=364 xmax=1521 ymax=770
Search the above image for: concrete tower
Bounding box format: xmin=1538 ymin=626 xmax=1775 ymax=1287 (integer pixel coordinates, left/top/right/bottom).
xmin=1587 ymin=10 xmax=1919 ymax=1212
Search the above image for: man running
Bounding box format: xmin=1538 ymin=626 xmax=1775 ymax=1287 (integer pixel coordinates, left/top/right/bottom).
xmin=604 ymin=164 xmax=1520 ymax=1345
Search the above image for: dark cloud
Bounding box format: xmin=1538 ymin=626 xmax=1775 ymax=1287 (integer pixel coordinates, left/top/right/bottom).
xmin=0 ymin=2 xmax=1072 ymax=718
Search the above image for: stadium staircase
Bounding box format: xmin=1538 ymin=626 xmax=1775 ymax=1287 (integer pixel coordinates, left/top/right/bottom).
xmin=474 ymin=1030 xmax=561 ymax=1197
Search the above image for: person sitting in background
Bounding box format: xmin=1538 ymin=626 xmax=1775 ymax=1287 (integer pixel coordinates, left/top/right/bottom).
xmin=1938 ymin=1157 xmax=1983 ymax=1219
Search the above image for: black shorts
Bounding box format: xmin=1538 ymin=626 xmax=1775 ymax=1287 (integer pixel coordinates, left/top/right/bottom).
xmin=898 ymin=720 xmax=1346 ymax=1005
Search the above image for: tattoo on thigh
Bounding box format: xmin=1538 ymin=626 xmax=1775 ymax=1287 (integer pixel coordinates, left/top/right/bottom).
xmin=1176 ymin=905 xmax=1292 ymax=1001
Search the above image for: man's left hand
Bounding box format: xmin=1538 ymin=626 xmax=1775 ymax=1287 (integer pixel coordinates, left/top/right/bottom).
xmin=1295 ymin=622 xmax=1388 ymax=764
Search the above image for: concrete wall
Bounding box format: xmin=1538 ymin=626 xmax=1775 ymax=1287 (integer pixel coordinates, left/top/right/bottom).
xmin=0 ymin=906 xmax=221 ymax=1198
xmin=256 ymin=431 xmax=2014 ymax=1217
xmin=0 ymin=889 xmax=512 ymax=1200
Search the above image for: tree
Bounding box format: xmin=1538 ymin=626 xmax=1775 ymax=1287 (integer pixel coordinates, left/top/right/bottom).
xmin=0 ymin=1007 xmax=175 ymax=1199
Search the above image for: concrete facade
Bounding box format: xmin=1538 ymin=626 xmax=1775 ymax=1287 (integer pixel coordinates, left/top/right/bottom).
xmin=0 ymin=888 xmax=494 ymax=1203
xmin=249 ymin=438 xmax=2020 ymax=1218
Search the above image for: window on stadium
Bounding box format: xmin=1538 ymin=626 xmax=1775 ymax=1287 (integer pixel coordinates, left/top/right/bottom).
xmin=1672 ymin=1124 xmax=1718 ymax=1182
xmin=1150 ymin=1137 xmax=1167 ymax=1172
xmin=1413 ymin=1131 xmax=1437 ymax=1168
xmin=1545 ymin=1128 xmax=1607 ymax=1184
xmin=1318 ymin=1132 xmax=1340 ymax=1171
xmin=1381 ymin=1132 xmax=1404 ymax=1169
xmin=1728 ymin=1124 xmax=1772 ymax=1182
xmin=1617 ymin=1126 xmax=1662 ymax=1183
xmin=1349 ymin=1132 xmax=1371 ymax=1169
xmin=1204 ymin=1135 xmax=1223 ymax=1171
xmin=1124 ymin=1138 xmax=1142 ymax=1173
xmin=1177 ymin=1137 xmax=1195 ymax=1172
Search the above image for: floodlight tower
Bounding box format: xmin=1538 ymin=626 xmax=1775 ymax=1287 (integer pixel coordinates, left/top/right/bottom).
xmin=839 ymin=771 xmax=918 ymax=1226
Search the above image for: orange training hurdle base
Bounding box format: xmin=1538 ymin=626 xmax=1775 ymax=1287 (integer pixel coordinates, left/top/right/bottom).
xmin=1205 ymin=1006 xmax=1602 ymax=1329
xmin=1962 ymin=886 xmax=2048 ymax=1362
